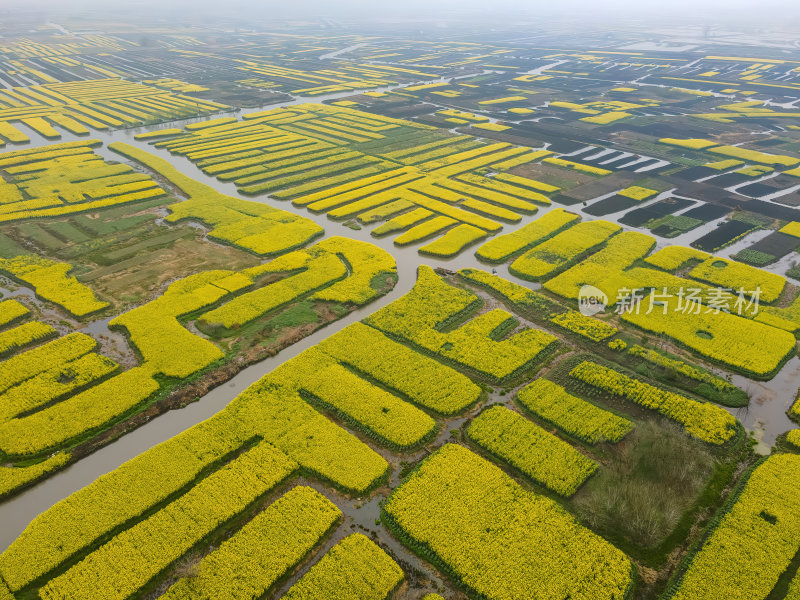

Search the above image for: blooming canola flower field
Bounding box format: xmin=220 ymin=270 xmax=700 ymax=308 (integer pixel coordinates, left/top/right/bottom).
xmin=1 ymin=15 xmax=800 ymax=600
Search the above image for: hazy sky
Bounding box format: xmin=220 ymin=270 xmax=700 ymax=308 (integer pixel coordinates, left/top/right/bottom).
xmin=4 ymin=0 xmax=800 ymax=28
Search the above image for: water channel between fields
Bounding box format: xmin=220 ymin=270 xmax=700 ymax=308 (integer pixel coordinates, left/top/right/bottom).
xmin=0 ymin=94 xmax=798 ymax=555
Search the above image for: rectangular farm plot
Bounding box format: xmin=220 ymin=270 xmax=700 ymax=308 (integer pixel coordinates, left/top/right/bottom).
xmin=383 ymin=444 xmax=632 ymax=600
xmin=569 ymin=361 xmax=737 ymax=445
xmin=357 ymin=199 xmax=414 ymax=224
xmin=0 ymin=78 xmax=228 ymax=139
xmin=0 ymin=332 xmax=98 ymax=397
xmin=281 ymin=533 xmax=404 ymax=600
xmin=475 ymin=208 xmax=579 ymax=263
xmin=458 ymin=197 xmax=523 ymax=223
xmin=691 ymin=220 xmax=755 ymax=253
xmin=38 ymin=442 xmax=296 ymax=600
xmin=372 ymin=207 xmax=432 ymax=236
xmin=619 ymin=198 xmax=695 ymax=228
xmin=0 ymin=141 xmax=166 ymax=226
xmin=688 ymin=257 xmax=785 ymax=303
xmin=0 ymin=255 xmax=109 ymax=318
xmin=440 ymin=175 xmax=547 ymax=211
xmin=0 ymin=365 xmax=159 ymax=456
xmin=288 ymin=350 xmax=437 ymax=450
xmin=668 ymin=454 xmax=800 ymax=600
xmin=644 ymin=246 xmax=710 ymax=271
xmin=0 ymin=235 xmax=395 ymax=461
xmin=467 ymin=405 xmax=598 ymax=496
xmin=228 ymin=395 xmax=382 ymax=494
xmin=733 ymin=231 xmax=800 ymax=267
xmin=366 ymin=266 xmax=557 ymax=382
xmin=707 ymin=145 xmax=800 ymax=167
xmin=316 ymin=322 xmax=481 ymax=415
xmin=517 ymin=379 xmax=633 ymax=444
xmin=419 ymin=224 xmax=487 ymax=257
xmin=620 ymin=295 xmax=796 ymax=378
xmin=133 ymin=104 xmax=575 ymax=254
xmin=394 ymin=215 xmax=457 ymax=246
xmin=0 ymin=352 xmax=118 ymax=423
xmin=0 ymin=299 xmax=29 ymax=328
xmin=0 ymin=321 xmax=55 ymax=357
xmin=510 ymin=219 xmax=621 ymax=281
xmin=199 ymin=252 xmax=345 ymax=330
xmin=162 ymin=486 xmax=341 ymax=600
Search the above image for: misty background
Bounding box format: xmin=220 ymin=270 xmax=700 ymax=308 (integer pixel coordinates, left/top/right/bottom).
xmin=1 ymin=0 xmax=798 ymax=29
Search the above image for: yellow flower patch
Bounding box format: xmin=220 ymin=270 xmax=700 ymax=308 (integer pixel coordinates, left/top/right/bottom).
xmin=708 ymin=145 xmax=800 ymax=166
xmin=383 ymin=444 xmax=633 ymax=599
xmin=705 ymin=159 xmax=744 ymax=170
xmin=467 ymin=405 xmax=598 ymax=496
xmin=659 ymin=138 xmax=718 ymax=150
xmin=517 ymin=379 xmax=632 ymax=444
xmin=569 ymin=361 xmax=737 ymax=444
xmin=580 ymin=111 xmax=631 ymax=125
xmin=0 ymin=256 xmax=108 ymax=317
xmin=472 ymin=121 xmax=511 ymax=131
xmin=670 ymin=455 xmax=800 ymax=600
xmin=688 ymin=257 xmax=785 ymax=303
xmin=366 ymin=266 xmax=556 ymax=381
xmin=618 ymin=186 xmax=658 ymax=201
xmin=478 ymin=95 xmax=527 ymax=105
xmin=510 ymin=219 xmax=621 ymax=281
xmin=282 ymin=534 xmax=403 ymax=600
xmin=543 ymin=157 xmax=612 ymax=175
xmin=419 ymin=224 xmax=487 ymax=257
xmin=779 ymin=221 xmax=800 ymax=238
xmin=549 ymin=309 xmax=618 ymax=341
